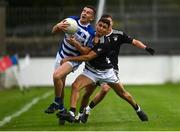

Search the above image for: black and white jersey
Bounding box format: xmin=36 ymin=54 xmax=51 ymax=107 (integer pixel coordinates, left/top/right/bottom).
xmin=105 ymin=29 xmax=133 ymax=70
xmin=85 ymin=30 xmax=133 ymax=72
xmin=85 ymin=37 xmax=113 ymax=71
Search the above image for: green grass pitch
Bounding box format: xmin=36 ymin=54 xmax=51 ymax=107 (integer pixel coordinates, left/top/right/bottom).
xmin=0 ymin=84 xmax=180 ymax=131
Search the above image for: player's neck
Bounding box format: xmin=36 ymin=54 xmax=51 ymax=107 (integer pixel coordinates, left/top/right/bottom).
xmin=79 ymin=20 xmax=89 ymax=26
xmin=106 ymin=29 xmax=113 ymax=36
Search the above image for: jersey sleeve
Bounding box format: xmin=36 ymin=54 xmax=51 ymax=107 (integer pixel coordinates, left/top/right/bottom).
xmin=85 ymin=26 xmax=95 ymax=49
xmin=121 ymin=32 xmax=133 ymax=44
xmin=68 ymin=16 xmax=79 ymax=20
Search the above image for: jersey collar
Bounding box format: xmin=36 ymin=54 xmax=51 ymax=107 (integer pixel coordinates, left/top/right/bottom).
xmin=78 ymin=19 xmax=90 ymax=27
xmin=106 ymin=29 xmax=113 ymax=37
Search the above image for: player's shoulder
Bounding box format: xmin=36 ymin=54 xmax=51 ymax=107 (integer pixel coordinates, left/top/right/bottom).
xmin=112 ymin=29 xmax=124 ymax=35
xmin=87 ymin=24 xmax=95 ymax=36
xmin=68 ymin=16 xmax=80 ymax=21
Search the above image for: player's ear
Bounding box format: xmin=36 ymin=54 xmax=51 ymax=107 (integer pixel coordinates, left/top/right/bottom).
xmin=90 ymin=15 xmax=95 ymax=21
xmin=111 ymin=21 xmax=114 ymax=26
xmin=90 ymin=18 xmax=94 ymax=21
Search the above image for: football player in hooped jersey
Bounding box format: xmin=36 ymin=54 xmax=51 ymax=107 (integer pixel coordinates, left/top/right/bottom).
xmin=44 ymin=5 xmax=96 ymax=123
xmin=59 ymin=15 xmax=155 ymax=123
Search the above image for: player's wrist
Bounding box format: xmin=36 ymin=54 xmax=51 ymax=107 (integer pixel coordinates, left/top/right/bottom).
xmin=145 ymin=47 xmax=155 ymax=55
xmin=145 ymin=46 xmax=148 ymax=50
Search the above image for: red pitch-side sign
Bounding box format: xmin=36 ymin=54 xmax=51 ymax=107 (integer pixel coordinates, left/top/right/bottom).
xmin=0 ymin=56 xmax=13 ymax=72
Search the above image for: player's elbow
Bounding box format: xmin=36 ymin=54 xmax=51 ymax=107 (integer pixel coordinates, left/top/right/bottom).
xmin=52 ymin=28 xmax=57 ymax=34
xmin=52 ymin=26 xmax=60 ymax=34
xmin=51 ymin=30 xmax=55 ymax=34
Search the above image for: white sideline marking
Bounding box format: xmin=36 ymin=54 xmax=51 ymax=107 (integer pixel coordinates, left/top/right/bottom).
xmin=0 ymin=91 xmax=53 ymax=127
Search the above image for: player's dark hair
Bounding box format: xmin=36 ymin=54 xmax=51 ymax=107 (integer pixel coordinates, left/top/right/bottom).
xmin=98 ymin=18 xmax=110 ymax=27
xmin=85 ymin=5 xmax=96 ymax=15
xmin=101 ymin=14 xmax=113 ymax=19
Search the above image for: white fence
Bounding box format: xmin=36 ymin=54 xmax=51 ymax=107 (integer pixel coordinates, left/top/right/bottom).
xmin=3 ymin=56 xmax=180 ymax=88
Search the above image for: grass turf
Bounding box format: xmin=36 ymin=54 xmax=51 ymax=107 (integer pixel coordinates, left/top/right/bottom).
xmin=0 ymin=84 xmax=180 ymax=131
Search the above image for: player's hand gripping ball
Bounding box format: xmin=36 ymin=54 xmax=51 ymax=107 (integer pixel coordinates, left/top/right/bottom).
xmin=63 ymin=18 xmax=78 ymax=35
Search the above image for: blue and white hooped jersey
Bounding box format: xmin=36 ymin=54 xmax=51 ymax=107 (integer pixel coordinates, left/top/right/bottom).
xmin=58 ymin=16 xmax=95 ymax=58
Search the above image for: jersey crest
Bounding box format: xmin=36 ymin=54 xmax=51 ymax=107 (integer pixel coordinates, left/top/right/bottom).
xmin=113 ymin=35 xmax=118 ymax=41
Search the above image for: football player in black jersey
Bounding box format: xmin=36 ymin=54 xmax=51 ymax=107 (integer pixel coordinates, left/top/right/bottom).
xmin=69 ymin=14 xmax=154 ymax=123
xmin=58 ymin=17 xmax=153 ymax=123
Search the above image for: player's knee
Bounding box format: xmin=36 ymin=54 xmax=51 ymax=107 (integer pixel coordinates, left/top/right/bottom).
xmin=72 ymin=82 xmax=80 ymax=92
xmin=101 ymin=87 xmax=110 ymax=93
xmin=53 ymin=72 xmax=59 ymax=82
xmin=53 ymin=70 xmax=64 ymax=81
xmin=101 ymin=84 xmax=110 ymax=94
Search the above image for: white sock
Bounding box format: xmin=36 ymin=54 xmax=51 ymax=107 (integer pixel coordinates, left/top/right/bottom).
xmin=136 ymin=105 xmax=141 ymax=112
xmin=85 ymin=106 xmax=91 ymax=114
xmin=69 ymin=111 xmax=75 ymax=117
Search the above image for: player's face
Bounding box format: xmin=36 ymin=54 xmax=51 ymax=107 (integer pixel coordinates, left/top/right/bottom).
xmin=80 ymin=7 xmax=95 ymax=24
xmin=95 ymin=21 xmax=109 ymax=37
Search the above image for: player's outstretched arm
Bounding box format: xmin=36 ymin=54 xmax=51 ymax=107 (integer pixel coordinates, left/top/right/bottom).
xmin=132 ymin=39 xmax=155 ymax=55
xmin=60 ymin=50 xmax=97 ymax=65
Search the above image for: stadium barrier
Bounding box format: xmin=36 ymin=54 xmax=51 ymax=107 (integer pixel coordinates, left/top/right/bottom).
xmin=2 ymin=56 xmax=180 ymax=88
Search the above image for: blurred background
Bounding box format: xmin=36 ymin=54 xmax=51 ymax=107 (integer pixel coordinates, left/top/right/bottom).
xmin=2 ymin=0 xmax=180 ymax=56
xmin=0 ymin=0 xmax=180 ymax=88
xmin=1 ymin=1 xmax=180 ymax=130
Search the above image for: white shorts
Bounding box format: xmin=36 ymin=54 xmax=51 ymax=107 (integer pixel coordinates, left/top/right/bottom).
xmin=82 ymin=68 xmax=120 ymax=85
xmin=54 ymin=52 xmax=81 ymax=72
xmin=113 ymin=69 xmax=119 ymax=80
